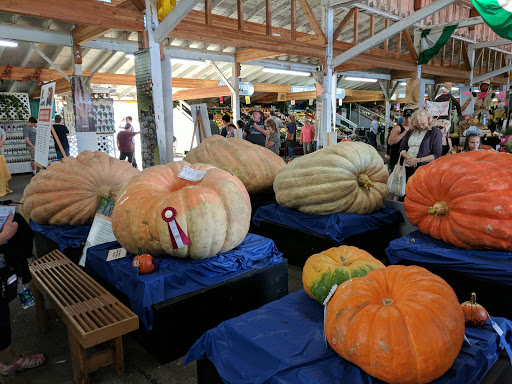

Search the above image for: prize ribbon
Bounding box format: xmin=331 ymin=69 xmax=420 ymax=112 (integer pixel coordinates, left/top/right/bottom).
xmin=161 ymin=207 xmax=191 ymax=249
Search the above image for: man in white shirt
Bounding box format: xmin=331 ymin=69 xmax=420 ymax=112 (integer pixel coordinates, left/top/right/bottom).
xmin=270 ymin=110 xmax=284 ymax=130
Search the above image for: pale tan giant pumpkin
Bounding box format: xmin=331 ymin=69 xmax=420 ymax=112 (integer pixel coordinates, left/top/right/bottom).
xmin=184 ymin=135 xmax=285 ymax=194
xmin=273 ymin=141 xmax=389 ymax=215
xmin=23 ymin=151 xmax=140 ymax=225
xmin=111 ymin=161 xmax=251 ymax=259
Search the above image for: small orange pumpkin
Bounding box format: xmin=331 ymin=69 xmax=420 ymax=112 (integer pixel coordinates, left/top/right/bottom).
xmin=132 ymin=253 xmax=155 ymax=274
xmin=461 ymin=292 xmax=488 ymax=326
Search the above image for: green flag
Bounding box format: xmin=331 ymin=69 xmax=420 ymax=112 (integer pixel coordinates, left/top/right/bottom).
xmin=472 ymin=0 xmax=512 ymax=39
xmin=418 ymin=25 xmax=458 ymax=65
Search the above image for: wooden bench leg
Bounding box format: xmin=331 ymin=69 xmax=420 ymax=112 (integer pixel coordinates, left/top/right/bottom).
xmin=32 ymin=284 xmax=48 ymax=334
xmin=110 ymin=336 xmax=124 ymax=376
xmin=68 ymin=328 xmax=88 ymax=384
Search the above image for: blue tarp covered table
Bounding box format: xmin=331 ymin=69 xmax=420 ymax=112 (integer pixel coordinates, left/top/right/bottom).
xmin=85 ymin=233 xmax=282 ymax=331
xmin=386 ymin=231 xmax=512 ymax=286
xmin=30 ymin=221 xmax=90 ymax=252
xmin=185 ymin=289 xmax=512 ymax=384
xmin=252 ymin=203 xmax=403 ymax=244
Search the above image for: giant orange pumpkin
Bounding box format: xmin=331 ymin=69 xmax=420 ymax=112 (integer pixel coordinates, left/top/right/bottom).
xmin=325 ymin=265 xmax=465 ymax=384
xmin=184 ymin=135 xmax=285 ymax=194
xmin=302 ymin=245 xmax=385 ymax=304
xmin=23 ymin=151 xmax=140 ymax=225
xmin=405 ymin=151 xmax=512 ymax=251
xmin=111 ymin=161 xmax=251 ymax=259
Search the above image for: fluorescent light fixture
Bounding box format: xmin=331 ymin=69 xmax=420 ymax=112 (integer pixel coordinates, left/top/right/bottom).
xmin=400 ymin=82 xmax=407 ymax=86
xmin=0 ymin=39 xmax=18 ymax=48
xmin=170 ymin=58 xmax=205 ymax=65
xmin=451 ymin=87 xmax=459 ymax=90
xmin=344 ymin=77 xmax=378 ymax=83
xmin=125 ymin=54 xmax=135 ymax=59
xmin=262 ymin=68 xmax=311 ymax=77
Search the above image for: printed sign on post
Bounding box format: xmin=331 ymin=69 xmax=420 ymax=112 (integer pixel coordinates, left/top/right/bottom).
xmin=177 ymin=166 xmax=207 ymax=182
xmin=35 ymin=82 xmax=56 ymax=168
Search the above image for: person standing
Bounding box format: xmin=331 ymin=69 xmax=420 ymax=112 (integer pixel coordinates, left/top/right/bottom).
xmin=209 ymin=113 xmax=220 ymax=135
xmin=52 ymin=115 xmax=70 ymax=159
xmin=264 ymin=118 xmax=281 ymax=155
xmin=117 ymin=123 xmax=139 ymax=165
xmin=243 ymin=106 xmax=267 ymax=147
xmin=220 ymin=114 xmax=231 ymax=137
xmin=23 ymin=117 xmax=37 ymax=175
xmin=269 ymin=110 xmax=284 ymax=130
xmin=286 ymin=114 xmax=297 ymax=160
xmin=300 ymin=120 xmax=314 ymax=155
xmin=370 ymin=116 xmax=379 ymax=149
xmin=387 ymin=108 xmax=413 ymax=172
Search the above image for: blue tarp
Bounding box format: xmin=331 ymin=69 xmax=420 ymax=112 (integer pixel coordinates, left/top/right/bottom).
xmin=185 ymin=289 xmax=512 ymax=384
xmin=252 ymin=203 xmax=403 ymax=244
xmin=386 ymin=231 xmax=512 ymax=286
xmin=85 ymin=234 xmax=282 ymax=331
xmin=30 ymin=221 xmax=91 ymax=252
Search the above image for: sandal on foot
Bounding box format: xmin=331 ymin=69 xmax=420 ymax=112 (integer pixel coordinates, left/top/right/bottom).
xmin=0 ymin=354 xmax=45 ymax=376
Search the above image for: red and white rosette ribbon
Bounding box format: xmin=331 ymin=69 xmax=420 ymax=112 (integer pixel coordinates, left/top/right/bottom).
xmin=161 ymin=207 xmax=191 ymax=249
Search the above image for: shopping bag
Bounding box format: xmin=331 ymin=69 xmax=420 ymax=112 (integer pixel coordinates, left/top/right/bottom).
xmin=387 ymin=151 xmax=407 ymax=197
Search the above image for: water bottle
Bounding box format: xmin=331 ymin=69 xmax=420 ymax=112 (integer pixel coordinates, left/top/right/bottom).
xmin=482 ymin=113 xmax=487 ymax=126
xmin=17 ymin=280 xmax=35 ymax=309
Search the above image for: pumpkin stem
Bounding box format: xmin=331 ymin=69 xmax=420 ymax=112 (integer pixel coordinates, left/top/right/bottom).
xmin=357 ymin=174 xmax=374 ymax=188
xmin=471 ymin=292 xmax=477 ymax=304
xmin=428 ymin=201 xmax=449 ymax=217
xmin=382 ymin=299 xmax=394 ymax=306
xmin=98 ymin=185 xmax=112 ymax=198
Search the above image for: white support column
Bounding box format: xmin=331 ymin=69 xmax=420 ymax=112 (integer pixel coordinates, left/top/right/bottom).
xmin=162 ymin=54 xmax=174 ymax=162
xmin=146 ymin=0 xmax=167 ymax=164
xmin=231 ymin=63 xmax=240 ymax=123
xmin=319 ymin=3 xmax=334 ymax=148
xmin=468 ymin=48 xmax=475 ymax=87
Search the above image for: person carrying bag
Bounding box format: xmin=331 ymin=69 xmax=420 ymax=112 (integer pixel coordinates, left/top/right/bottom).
xmin=387 ymin=150 xmax=407 ymax=199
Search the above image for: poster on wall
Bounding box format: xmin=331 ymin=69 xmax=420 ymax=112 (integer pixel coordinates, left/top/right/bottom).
xmin=34 ymin=82 xmax=56 ymax=168
xmin=92 ymin=98 xmax=115 ymax=133
xmin=71 ymin=75 xmax=97 ymax=152
xmin=459 ymin=86 xmax=474 ymax=116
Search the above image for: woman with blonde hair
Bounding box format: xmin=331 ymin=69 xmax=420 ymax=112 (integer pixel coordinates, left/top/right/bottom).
xmin=399 ymin=109 xmax=442 ymax=181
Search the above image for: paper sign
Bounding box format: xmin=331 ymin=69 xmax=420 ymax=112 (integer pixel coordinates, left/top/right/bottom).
xmin=291 ymin=100 xmax=295 ymax=105
xmin=245 ymin=95 xmax=251 ymax=104
xmin=106 ymin=248 xmax=127 ymax=262
xmin=177 ymin=166 xmax=207 ymax=181
xmin=219 ymin=96 xmax=223 ymax=103
xmin=309 ymin=99 xmax=313 ymax=106
xmin=277 ymin=93 xmax=287 ymax=102
xmin=79 ymin=196 xmax=117 ymax=267
xmin=35 ymin=82 xmax=56 ymax=167
xmin=425 ymin=100 xmax=450 ymax=117
xmin=338 ymin=99 xmax=342 ymax=106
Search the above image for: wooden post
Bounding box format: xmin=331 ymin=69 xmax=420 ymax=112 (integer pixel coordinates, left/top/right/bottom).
xmin=266 ymin=0 xmax=272 ymax=36
xmin=450 ymin=39 xmax=455 ymax=67
xmin=205 ymin=0 xmax=212 ymax=25
xmin=353 ymin=8 xmax=359 ymax=45
xmin=384 ymin=19 xmax=390 ymax=51
xmin=396 ymin=32 xmax=402 ymax=59
xmin=369 ymin=14 xmax=374 ymax=54
xmin=291 ymin=0 xmax=296 ymax=40
xmin=73 ymin=45 xmax=82 ymax=65
xmin=237 ymin=0 xmax=243 ymax=31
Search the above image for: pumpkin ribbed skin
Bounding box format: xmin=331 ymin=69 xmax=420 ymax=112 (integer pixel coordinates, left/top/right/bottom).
xmin=405 ymin=151 xmax=512 ymax=251
xmin=302 ymin=246 xmax=385 ymax=304
xmin=184 ymin=135 xmax=285 ymax=194
xmin=326 ymin=265 xmax=465 ymax=384
xmin=111 ymin=161 xmax=251 ymax=259
xmin=23 ymin=151 xmax=140 ymax=225
xmin=273 ymin=141 xmax=388 ymax=215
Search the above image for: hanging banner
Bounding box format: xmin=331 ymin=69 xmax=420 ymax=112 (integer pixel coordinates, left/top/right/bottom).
xmin=34 ymin=82 xmax=56 ymax=168
xmin=71 ymin=75 xmax=97 ymax=153
xmin=460 ymin=86 xmax=474 ymax=116
xmin=425 ymin=100 xmax=450 ymax=117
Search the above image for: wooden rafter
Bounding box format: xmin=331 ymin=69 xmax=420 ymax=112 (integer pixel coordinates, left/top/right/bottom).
xmin=0 ymin=0 xmax=144 ymax=31
xmin=396 ymin=32 xmax=402 ymax=59
xmin=383 ymin=18 xmax=390 ymax=51
xmin=291 ymin=0 xmax=296 ymax=40
xmin=237 ymin=0 xmax=244 ymax=31
xmin=353 ymin=8 xmax=359 ymax=45
xmin=402 ymin=29 xmax=418 ymax=62
xmin=130 ymin=0 xmax=146 ymax=11
xmin=296 ymin=0 xmax=326 ymax=44
xmin=461 ymin=42 xmax=472 ymax=71
xmin=205 ymin=0 xmax=212 ymax=25
xmin=333 ymin=8 xmax=356 ymax=41
xmin=266 ymin=0 xmax=271 ymax=36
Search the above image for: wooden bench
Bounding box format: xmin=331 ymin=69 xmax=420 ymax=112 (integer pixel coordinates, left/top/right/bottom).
xmin=29 ymin=250 xmax=139 ymax=384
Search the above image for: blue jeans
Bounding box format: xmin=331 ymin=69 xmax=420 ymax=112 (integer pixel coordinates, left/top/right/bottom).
xmin=369 ymin=132 xmax=378 ymax=149
xmin=56 ymin=147 xmax=70 ymax=160
xmin=286 ymin=140 xmax=295 ymax=158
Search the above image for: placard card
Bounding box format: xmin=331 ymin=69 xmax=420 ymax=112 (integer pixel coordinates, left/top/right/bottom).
xmin=425 ymin=100 xmax=450 ymax=118
xmin=178 ymin=166 xmax=207 ymax=182
xmin=35 ymin=82 xmax=56 ymax=168
xmin=106 ymin=248 xmax=127 ymax=262
xmin=79 ymin=196 xmax=118 ymax=267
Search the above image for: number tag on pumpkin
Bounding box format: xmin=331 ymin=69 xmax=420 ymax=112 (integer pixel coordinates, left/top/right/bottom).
xmin=177 ymin=166 xmax=207 ymax=182
xmin=106 ymin=248 xmax=127 ymax=262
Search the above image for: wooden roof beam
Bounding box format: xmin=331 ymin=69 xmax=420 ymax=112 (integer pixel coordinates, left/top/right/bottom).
xmin=297 ymin=0 xmax=326 ymax=44
xmin=333 ymin=8 xmax=357 ymax=41
xmin=0 ymin=0 xmax=144 ymax=31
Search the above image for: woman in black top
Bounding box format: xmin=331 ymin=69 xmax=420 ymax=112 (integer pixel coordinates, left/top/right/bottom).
xmin=386 ymin=108 xmax=413 ymax=172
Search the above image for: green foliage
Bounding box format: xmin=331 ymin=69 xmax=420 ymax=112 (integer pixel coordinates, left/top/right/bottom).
xmin=0 ymin=94 xmax=29 ymax=120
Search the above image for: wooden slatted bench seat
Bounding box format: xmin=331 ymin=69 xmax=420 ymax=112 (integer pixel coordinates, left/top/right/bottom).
xmin=29 ymin=250 xmax=139 ymax=384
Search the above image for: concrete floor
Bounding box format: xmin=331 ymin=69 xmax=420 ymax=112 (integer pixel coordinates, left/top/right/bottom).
xmin=3 ymin=172 xmax=511 ymax=384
